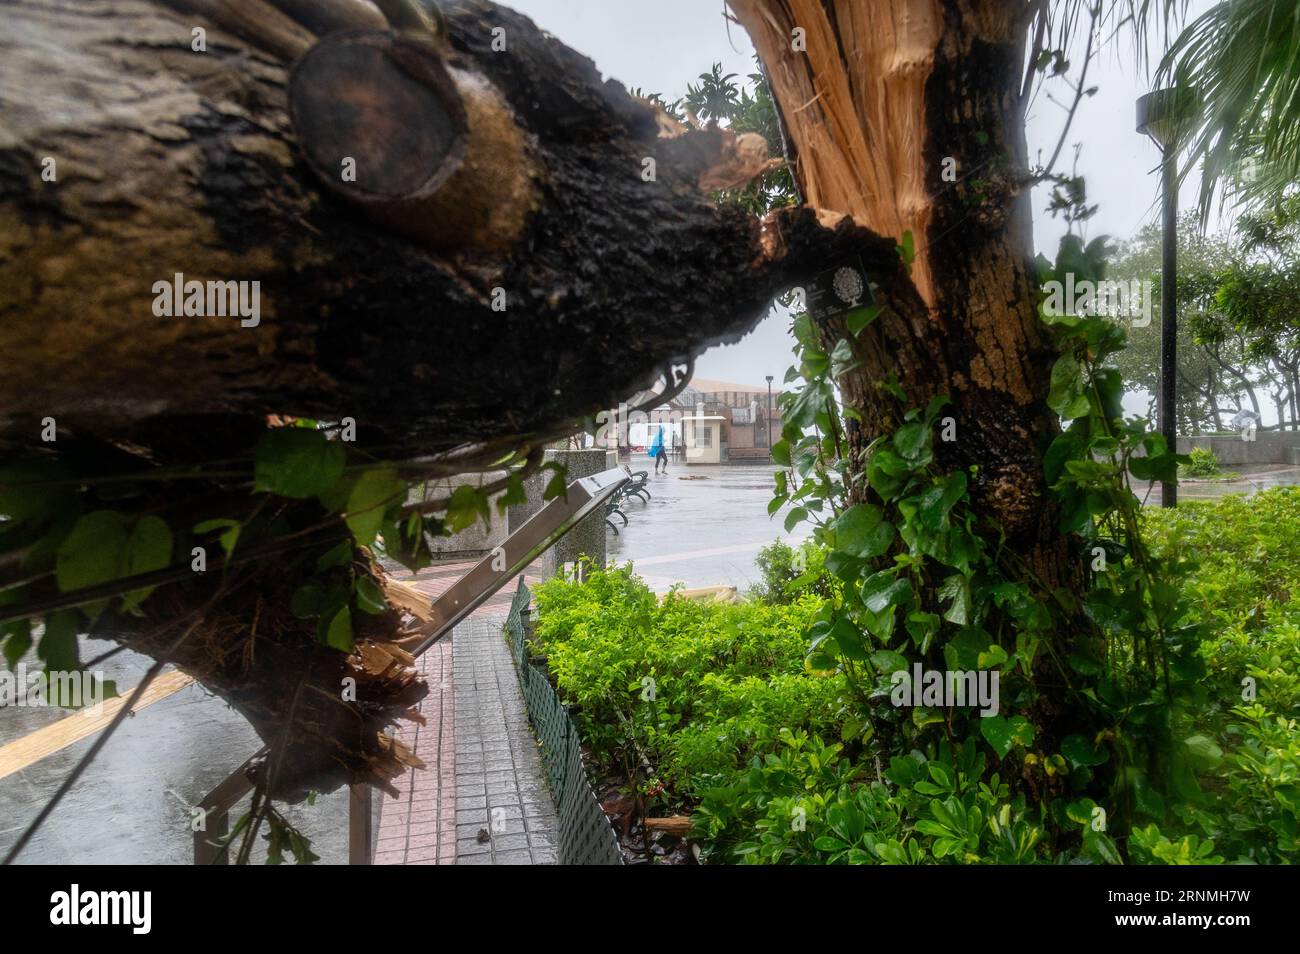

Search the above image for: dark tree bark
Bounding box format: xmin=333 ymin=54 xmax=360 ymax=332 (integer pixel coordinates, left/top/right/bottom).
xmin=734 ymin=0 xmax=1072 ymax=585
xmin=1 ymin=0 xmax=846 ymax=455
xmin=731 ymin=0 xmax=1086 ymax=750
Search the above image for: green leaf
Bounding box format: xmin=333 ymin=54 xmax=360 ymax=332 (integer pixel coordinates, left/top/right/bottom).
xmin=937 ymin=574 xmax=971 ymax=626
xmin=290 ymin=582 xmax=325 ymax=619
xmin=497 ymin=476 xmax=528 ymax=513
xmin=320 ymin=606 xmax=353 ymax=652
xmin=3 ymin=620 xmax=32 ymax=668
xmin=870 ymin=649 xmax=909 ymax=676
xmin=905 ymin=611 xmax=939 ymax=653
xmin=446 ymin=485 xmax=487 ymax=534
xmin=898 ymin=230 xmax=916 ymax=265
xmin=893 ymin=422 xmax=931 ymax=464
xmin=859 ymin=570 xmax=911 ymax=614
xmin=1183 ymin=734 xmax=1224 ymax=770
xmin=1061 ymin=733 xmax=1108 ymax=768
xmin=846 ymin=304 xmax=883 ymax=336
xmin=0 ymin=461 xmax=75 ymax=523
xmin=254 ymin=428 xmax=346 ymax=499
xmin=315 ymin=540 xmax=353 ymax=572
xmin=771 ymin=439 xmax=791 ymax=467
xmin=867 ymin=449 xmax=910 ymax=499
xmin=37 ymin=610 xmax=81 ymax=673
xmin=354 ymin=575 xmax=388 ymax=615
xmin=1048 ymin=353 xmax=1090 ymax=420
xmin=345 ymin=469 xmax=407 ymax=545
xmin=943 ymin=627 xmax=985 ymax=670
xmin=1083 ymin=827 xmax=1123 ymax=865
xmin=119 ymin=515 xmax=172 ymax=611
xmin=977 ymin=643 xmax=1009 ymax=669
xmin=1043 ymin=427 xmax=1087 ymax=486
xmin=543 ymin=465 xmax=568 ymax=501
xmin=193 ymin=518 xmax=241 ymax=557
xmin=981 ymin=715 xmax=1034 ymax=758
xmin=829 ymin=617 xmax=870 ymax=662
xmin=912 ymin=707 xmax=944 ymax=728
xmin=1066 ymin=798 xmax=1099 ymax=826
xmin=813 ymin=836 xmax=848 ymax=853
xmin=918 ymin=471 xmax=967 ymax=530
xmin=55 ymin=511 xmax=128 ymax=619
xmin=835 ymin=504 xmax=895 ymax=558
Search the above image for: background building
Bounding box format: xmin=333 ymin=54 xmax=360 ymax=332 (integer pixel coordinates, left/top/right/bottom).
xmin=669 ymin=377 xmax=783 ymax=463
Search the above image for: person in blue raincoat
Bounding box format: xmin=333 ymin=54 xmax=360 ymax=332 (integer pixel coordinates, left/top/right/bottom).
xmin=649 ymin=425 xmax=668 ymax=474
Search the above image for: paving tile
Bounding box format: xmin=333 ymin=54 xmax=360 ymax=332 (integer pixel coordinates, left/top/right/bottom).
xmin=449 ymin=614 xmax=560 ymax=865
xmin=492 ymin=833 xmax=530 ymax=851
xmin=406 ymin=845 xmax=438 ymax=863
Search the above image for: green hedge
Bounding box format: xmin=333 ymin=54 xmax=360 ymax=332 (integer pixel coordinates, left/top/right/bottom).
xmin=528 ymin=489 xmax=1299 ymax=864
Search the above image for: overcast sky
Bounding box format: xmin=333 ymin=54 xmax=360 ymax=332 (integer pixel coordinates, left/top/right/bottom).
xmin=506 ymin=0 xmax=1218 ymax=389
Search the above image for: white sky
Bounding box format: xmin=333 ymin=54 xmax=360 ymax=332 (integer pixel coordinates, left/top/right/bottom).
xmin=504 ymin=0 xmax=1219 ymax=389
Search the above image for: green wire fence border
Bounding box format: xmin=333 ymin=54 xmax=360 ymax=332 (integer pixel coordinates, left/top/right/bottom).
xmin=506 ymin=578 xmax=624 ymax=866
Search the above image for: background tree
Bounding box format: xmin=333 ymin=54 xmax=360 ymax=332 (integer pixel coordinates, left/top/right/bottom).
xmin=1109 ymin=203 xmax=1300 ymax=433
xmin=1108 ymin=214 xmax=1255 ymax=433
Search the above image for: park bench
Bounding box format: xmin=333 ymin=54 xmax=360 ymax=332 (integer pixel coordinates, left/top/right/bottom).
xmin=605 ymin=497 xmax=627 ymax=534
xmin=605 ymin=466 xmax=654 ymax=533
xmin=621 ymin=465 xmax=651 ymax=502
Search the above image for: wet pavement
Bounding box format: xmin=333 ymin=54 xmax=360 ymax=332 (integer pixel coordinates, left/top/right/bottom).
xmin=606 ymin=462 xmax=802 ymax=592
xmin=1138 ymin=463 xmax=1300 ymax=506
xmin=0 ymin=637 xmax=350 ymax=865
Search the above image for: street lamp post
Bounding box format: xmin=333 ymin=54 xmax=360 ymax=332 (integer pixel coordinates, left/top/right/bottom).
xmin=1137 ymin=87 xmax=1195 ymax=508
xmin=765 ymin=375 xmax=774 ymax=451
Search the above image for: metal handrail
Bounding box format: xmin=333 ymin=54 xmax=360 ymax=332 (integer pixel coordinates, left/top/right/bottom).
xmin=192 ymin=466 xmax=628 ymax=864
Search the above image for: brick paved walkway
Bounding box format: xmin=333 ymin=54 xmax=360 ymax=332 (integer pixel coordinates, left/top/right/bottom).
xmin=373 ymin=637 xmax=454 ymax=865
xmin=375 ymin=565 xmax=555 ymax=865
xmin=452 ymin=617 xmax=558 ymax=865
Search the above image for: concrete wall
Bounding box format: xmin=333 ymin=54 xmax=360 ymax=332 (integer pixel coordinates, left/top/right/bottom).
xmin=425 ymin=448 xmax=617 ymax=568
xmin=1177 ymin=432 xmax=1300 ymax=466
xmin=511 ymin=448 xmax=609 ymax=578
xmin=419 ymin=471 xmax=510 ymax=559
xmin=730 ymin=421 xmax=756 ymax=449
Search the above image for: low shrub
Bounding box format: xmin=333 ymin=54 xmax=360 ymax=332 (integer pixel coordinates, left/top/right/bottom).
xmin=529 ymin=489 xmax=1300 ymax=863
xmin=1177 ymin=446 xmax=1237 ymax=480
xmin=750 ymin=538 xmax=838 ymax=604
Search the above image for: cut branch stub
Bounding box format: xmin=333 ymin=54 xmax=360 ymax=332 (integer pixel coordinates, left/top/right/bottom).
xmin=289 ymin=31 xmax=470 ymax=238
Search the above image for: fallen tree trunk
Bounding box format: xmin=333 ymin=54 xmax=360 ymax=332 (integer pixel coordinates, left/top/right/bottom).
xmin=1 ymin=0 xmax=852 ymax=454
xmin=0 ymin=0 xmax=889 ymax=801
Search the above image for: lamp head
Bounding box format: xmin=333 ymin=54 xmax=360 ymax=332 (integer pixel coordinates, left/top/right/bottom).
xmin=1136 ymin=87 xmax=1198 ymax=151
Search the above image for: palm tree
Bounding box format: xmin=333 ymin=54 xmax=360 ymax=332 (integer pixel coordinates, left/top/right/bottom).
xmin=1157 ymin=0 xmax=1300 ymax=216
xmin=683 ymin=63 xmax=741 ymax=125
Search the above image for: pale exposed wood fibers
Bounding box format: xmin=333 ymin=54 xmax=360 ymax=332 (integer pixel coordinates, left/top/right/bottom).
xmin=730 ymin=0 xmax=942 ymax=305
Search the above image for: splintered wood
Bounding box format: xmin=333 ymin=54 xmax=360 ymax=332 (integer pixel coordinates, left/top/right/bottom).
xmin=728 ymin=0 xmax=942 ymax=303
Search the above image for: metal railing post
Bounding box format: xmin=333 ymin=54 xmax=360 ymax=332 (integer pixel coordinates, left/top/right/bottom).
xmin=348 ymin=783 xmax=373 ymax=865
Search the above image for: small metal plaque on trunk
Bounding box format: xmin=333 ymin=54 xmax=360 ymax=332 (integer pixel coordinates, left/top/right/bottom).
xmin=806 ymin=257 xmax=876 ymax=321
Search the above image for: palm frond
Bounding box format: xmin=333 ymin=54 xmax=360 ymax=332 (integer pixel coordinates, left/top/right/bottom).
xmin=1155 ymin=0 xmax=1300 ymax=220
